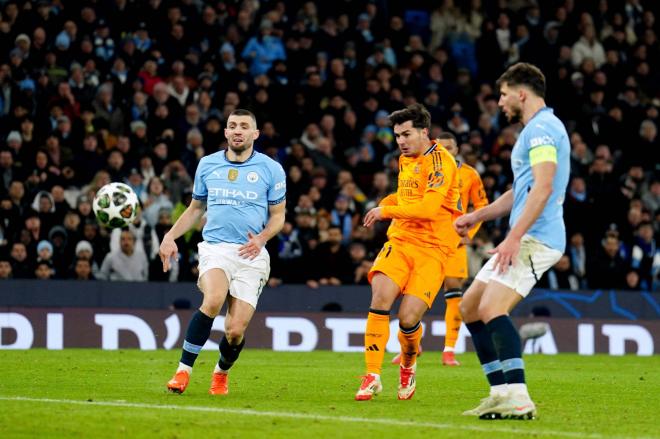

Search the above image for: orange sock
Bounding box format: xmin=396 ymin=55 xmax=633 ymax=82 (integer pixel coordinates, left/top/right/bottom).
xmin=365 ymin=310 xmax=390 ymax=375
xmin=444 ymin=295 xmax=462 ymax=350
xmin=397 ymin=322 xmax=422 ymax=368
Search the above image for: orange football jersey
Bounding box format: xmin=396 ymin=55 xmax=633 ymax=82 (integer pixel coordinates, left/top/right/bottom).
xmin=380 ymin=143 xmax=461 ymax=249
xmin=456 ymin=162 xmax=489 ymax=238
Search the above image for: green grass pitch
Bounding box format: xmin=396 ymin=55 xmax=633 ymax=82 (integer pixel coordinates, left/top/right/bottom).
xmin=1 ymin=350 xmax=658 ymax=438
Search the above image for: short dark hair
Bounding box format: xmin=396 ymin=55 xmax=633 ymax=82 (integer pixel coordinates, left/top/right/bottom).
xmin=496 ymin=63 xmax=546 ymax=99
xmin=388 ymin=103 xmax=431 ymax=130
xmin=228 ymin=109 xmax=257 ymax=127
xmin=436 ymin=131 xmax=457 ymax=143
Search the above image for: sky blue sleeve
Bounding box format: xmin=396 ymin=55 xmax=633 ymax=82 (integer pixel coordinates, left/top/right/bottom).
xmin=267 ymin=162 xmax=286 ymax=205
xmin=192 ymin=158 xmax=208 ymax=200
xmin=527 ymin=123 xmax=559 ymax=165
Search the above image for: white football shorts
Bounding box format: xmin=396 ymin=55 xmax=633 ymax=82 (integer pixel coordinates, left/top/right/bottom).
xmin=475 ymin=234 xmax=562 ymax=297
xmin=197 ymin=241 xmax=270 ymax=309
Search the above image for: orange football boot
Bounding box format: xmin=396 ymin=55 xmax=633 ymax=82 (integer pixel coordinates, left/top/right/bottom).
xmin=209 ymin=372 xmax=229 ymax=395
xmin=167 ymin=370 xmax=190 ymax=394
xmin=442 ymin=351 xmax=460 ymax=366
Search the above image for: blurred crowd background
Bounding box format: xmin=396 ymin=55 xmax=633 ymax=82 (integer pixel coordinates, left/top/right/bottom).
xmin=0 ymin=0 xmax=658 ymax=291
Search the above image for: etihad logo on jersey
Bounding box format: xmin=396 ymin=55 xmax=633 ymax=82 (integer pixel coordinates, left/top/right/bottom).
xmin=208 ymin=187 xmax=258 ymax=199
xmin=530 ymin=135 xmax=554 ymax=148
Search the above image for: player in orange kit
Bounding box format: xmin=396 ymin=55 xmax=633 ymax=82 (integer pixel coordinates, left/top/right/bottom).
xmin=390 ymin=132 xmax=489 ymax=366
xmin=356 ymin=104 xmax=461 ymax=401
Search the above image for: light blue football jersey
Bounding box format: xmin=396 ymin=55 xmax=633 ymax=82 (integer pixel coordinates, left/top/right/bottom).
xmin=192 ymin=150 xmax=286 ymax=244
xmin=510 ymin=107 xmax=570 ymax=252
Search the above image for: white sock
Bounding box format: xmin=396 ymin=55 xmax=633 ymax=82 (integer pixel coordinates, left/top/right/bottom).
xmin=490 ymin=384 xmax=508 ymax=397
xmin=443 ymin=346 xmax=455 ymax=353
xmin=368 ymin=372 xmax=380 ymax=379
xmin=508 ymin=383 xmax=529 ymax=398
xmin=214 ymin=364 xmax=228 ymax=374
xmin=177 ymin=363 xmax=192 ymax=374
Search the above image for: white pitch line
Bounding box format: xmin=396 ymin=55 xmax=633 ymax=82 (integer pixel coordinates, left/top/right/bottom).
xmin=0 ymin=396 xmax=633 ymax=439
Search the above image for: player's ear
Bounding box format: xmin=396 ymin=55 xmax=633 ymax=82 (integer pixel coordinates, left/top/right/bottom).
xmin=253 ymin=129 xmax=260 ymax=141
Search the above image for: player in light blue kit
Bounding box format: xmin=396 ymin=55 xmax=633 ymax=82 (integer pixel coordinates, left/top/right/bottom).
xmin=162 ymin=109 xmax=286 ymax=395
xmin=454 ymin=63 xmax=570 ymax=419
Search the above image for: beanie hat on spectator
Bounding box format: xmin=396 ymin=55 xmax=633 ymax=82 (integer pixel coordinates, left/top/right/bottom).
xmin=6 ymin=131 xmax=22 ymax=143
xmin=75 ymin=240 xmax=94 ymax=256
xmin=18 ymin=79 xmax=36 ymax=92
xmin=130 ymin=120 xmax=147 ymax=132
xmin=48 ymin=225 xmax=68 ymax=246
xmin=55 ymin=32 xmax=71 ymax=50
xmin=15 ymin=34 xmax=31 ymax=46
xmin=9 ymin=48 xmax=23 ymax=59
xmin=77 ymin=195 xmax=91 ymax=207
xmin=375 ymin=110 xmax=389 ymax=120
xmin=37 ymin=240 xmax=54 ymax=254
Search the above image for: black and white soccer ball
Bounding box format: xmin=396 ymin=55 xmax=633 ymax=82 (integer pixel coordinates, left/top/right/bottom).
xmin=93 ymin=182 xmax=139 ymax=228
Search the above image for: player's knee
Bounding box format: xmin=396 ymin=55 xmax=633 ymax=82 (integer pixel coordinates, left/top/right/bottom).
xmin=201 ymin=294 xmax=224 ymax=317
xmin=398 ymin=314 xmax=419 ymax=329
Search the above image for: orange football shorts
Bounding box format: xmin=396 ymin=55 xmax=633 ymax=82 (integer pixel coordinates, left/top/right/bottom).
xmin=368 ymin=239 xmax=451 ymax=308
xmin=444 ymin=244 xmax=468 ymax=279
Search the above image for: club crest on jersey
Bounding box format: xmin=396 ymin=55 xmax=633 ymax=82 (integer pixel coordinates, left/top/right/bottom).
xmin=247 ymin=171 xmax=259 ymax=183
xmin=228 ymin=169 xmax=239 ymax=181
xmin=413 ymin=164 xmax=420 ymax=174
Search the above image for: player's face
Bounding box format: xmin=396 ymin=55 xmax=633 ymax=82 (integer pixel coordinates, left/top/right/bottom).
xmin=442 ymin=139 xmax=458 ymax=156
xmin=498 ymin=83 xmax=523 ymax=123
xmin=393 ymin=120 xmax=428 ymax=157
xmin=225 ymin=115 xmax=259 ymax=154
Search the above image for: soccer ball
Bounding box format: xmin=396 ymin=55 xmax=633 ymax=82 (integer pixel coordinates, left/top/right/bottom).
xmin=93 ymin=182 xmax=139 ymax=228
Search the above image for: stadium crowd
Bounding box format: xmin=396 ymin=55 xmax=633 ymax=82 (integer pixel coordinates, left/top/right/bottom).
xmin=0 ymin=0 xmax=658 ymax=291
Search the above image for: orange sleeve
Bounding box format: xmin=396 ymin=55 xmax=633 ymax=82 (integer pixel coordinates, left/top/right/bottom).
xmin=378 ymin=193 xmax=398 ymax=207
xmin=382 ymin=150 xmax=457 ymax=220
xmin=467 ymin=170 xmax=489 ymax=239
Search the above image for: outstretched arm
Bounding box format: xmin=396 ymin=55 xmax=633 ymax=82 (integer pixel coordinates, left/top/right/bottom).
xmin=454 ymin=190 xmax=512 ymax=236
xmin=160 ymin=199 xmax=206 ymax=272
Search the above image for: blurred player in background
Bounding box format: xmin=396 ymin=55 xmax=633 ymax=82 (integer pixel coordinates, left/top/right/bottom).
xmin=455 ymin=63 xmax=570 ymax=419
xmin=391 ymin=131 xmax=488 ymax=367
xmin=356 ymin=104 xmax=461 ymax=401
xmin=162 ymin=109 xmax=286 ymax=395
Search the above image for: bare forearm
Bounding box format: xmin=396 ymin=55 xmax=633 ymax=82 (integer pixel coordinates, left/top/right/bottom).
xmin=474 ymin=190 xmax=513 ymax=222
xmin=258 ymin=211 xmax=285 ymax=242
xmin=508 ymin=185 xmax=551 ymax=240
xmin=165 ymin=205 xmax=204 ymax=240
